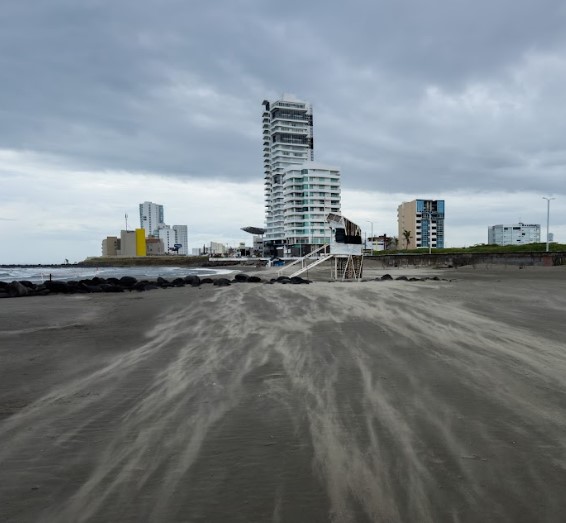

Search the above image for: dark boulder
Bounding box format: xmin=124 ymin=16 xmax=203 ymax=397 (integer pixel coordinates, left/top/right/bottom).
xmin=44 ymin=280 xmax=71 ymax=293
xmin=134 ymin=281 xmax=160 ymax=291
xmin=290 ymin=276 xmax=309 ymax=284
xmin=184 ymin=275 xmax=201 ymax=286
xmin=119 ymin=276 xmax=137 ymax=287
xmin=381 ymin=274 xmax=393 ymax=280
xmin=81 ymin=283 xmax=103 ymax=293
xmin=396 ymin=275 xmax=408 ymax=281
xmin=8 ymin=281 xmax=31 ymax=297
xmin=200 ymin=278 xmax=214 ymax=284
xmin=99 ymin=284 xmax=124 ymax=293
xmin=213 ymin=278 xmax=231 ymax=287
xmin=19 ymin=281 xmax=36 ymax=289
xmin=157 ymin=277 xmax=169 ymax=285
xmin=171 ymin=278 xmax=186 ymax=287
xmin=248 ymin=276 xmax=262 ymax=283
xmin=66 ymin=281 xmax=82 ymax=292
xmin=91 ymin=277 xmax=107 ymax=285
xmin=234 ymin=273 xmax=249 ymax=282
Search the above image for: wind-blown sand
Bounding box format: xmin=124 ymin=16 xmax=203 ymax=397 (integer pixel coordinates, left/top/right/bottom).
xmin=1 ymin=265 xmax=565 ymax=522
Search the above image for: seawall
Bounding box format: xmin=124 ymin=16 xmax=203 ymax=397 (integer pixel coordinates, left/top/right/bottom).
xmin=368 ymin=252 xmax=566 ymax=268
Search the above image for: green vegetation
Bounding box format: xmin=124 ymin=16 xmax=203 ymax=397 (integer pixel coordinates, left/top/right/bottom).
xmin=402 ymin=229 xmax=412 ymax=250
xmin=373 ymin=243 xmax=566 ymax=255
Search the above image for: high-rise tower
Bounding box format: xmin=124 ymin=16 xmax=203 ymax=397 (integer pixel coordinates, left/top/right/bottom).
xmin=262 ymin=95 xmax=314 ymax=252
xmin=139 ymin=201 xmax=164 ymax=237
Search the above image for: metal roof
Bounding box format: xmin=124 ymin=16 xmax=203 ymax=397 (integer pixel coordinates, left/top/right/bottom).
xmin=241 ymin=226 xmax=266 ymax=235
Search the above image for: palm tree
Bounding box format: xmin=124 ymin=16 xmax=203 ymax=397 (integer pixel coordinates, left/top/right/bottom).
xmin=403 ymin=229 xmax=412 ymax=250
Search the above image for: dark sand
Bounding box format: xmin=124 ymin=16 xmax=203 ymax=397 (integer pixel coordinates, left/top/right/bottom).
xmin=1 ymin=265 xmax=566 ymax=522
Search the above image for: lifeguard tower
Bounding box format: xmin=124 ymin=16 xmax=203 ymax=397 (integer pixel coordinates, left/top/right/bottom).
xmin=276 ymin=213 xmax=363 ymax=280
xmin=326 ymin=213 xmax=363 ymax=280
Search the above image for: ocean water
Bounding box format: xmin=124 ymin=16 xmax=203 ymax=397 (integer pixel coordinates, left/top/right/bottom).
xmin=0 ymin=266 xmax=235 ymax=283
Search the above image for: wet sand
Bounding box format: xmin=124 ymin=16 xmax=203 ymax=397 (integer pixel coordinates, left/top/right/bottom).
xmin=1 ymin=266 xmax=566 ymax=522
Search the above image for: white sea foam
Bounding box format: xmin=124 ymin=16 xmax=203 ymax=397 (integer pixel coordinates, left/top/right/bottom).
xmin=0 ymin=266 xmax=234 ymax=283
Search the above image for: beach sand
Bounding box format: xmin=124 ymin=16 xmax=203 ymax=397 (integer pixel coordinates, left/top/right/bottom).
xmin=1 ymin=264 xmax=565 ymax=522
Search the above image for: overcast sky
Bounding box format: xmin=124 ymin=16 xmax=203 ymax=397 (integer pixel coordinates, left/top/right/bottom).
xmin=1 ymin=0 xmax=565 ymax=263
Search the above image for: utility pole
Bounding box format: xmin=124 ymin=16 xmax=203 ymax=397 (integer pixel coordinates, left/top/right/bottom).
xmin=542 ymin=197 xmax=555 ymax=252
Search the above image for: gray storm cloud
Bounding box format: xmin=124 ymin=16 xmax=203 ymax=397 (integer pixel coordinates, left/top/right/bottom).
xmin=1 ymin=0 xmax=566 ymax=194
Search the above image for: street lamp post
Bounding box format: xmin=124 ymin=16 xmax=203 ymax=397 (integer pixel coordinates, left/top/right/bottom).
xmin=542 ymin=197 xmax=555 ymax=252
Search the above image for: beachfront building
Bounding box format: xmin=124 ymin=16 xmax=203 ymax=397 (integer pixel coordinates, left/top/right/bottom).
xmin=117 ymin=229 xmax=146 ymax=257
xmin=263 ymin=95 xmax=313 ymax=255
xmin=367 ymin=235 xmax=395 ymax=251
xmin=102 ymin=236 xmax=119 ymax=256
xmin=397 ymin=199 xmax=445 ymax=249
xmin=158 ymin=226 xmax=176 ymax=253
xmin=172 ymin=225 xmax=188 ymax=255
xmin=282 ymin=162 xmax=341 ymax=256
xmin=488 ymin=223 xmax=540 ymax=246
xmin=210 ymin=242 xmax=227 ymax=255
xmin=146 ymin=237 xmax=164 ymax=255
xmin=262 ymin=95 xmax=341 ymax=256
xmin=139 ymin=201 xmax=165 ymax=236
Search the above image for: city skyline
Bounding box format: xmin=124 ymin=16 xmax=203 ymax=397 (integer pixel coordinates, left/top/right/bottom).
xmin=1 ymin=0 xmax=565 ymax=263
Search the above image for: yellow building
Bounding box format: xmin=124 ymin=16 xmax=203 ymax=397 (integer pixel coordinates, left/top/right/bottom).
xmin=117 ymin=229 xmax=147 ymax=257
xmin=135 ymin=228 xmax=146 ymax=256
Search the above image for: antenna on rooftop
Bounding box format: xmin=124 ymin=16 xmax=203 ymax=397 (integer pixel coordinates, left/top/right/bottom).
xmin=125 ymin=213 xmax=129 ymax=231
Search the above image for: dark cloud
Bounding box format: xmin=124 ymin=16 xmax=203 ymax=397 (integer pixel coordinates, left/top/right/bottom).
xmin=1 ymin=0 xmax=566 ymax=196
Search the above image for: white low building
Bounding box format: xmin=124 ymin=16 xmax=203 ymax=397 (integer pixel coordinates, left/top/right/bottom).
xmin=158 ymin=226 xmax=175 ymax=252
xmin=173 ymin=225 xmax=188 ymax=255
xmin=210 ymin=241 xmax=227 ymax=255
xmin=488 ymin=223 xmax=540 ymax=245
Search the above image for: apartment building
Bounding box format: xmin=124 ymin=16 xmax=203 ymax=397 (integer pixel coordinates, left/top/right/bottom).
xmin=398 ymin=199 xmax=445 ymax=249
